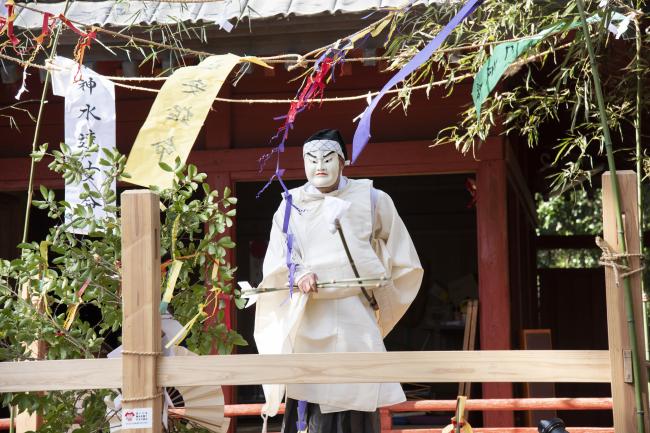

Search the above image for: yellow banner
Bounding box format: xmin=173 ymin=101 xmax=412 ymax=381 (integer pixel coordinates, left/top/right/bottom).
xmin=123 ymin=54 xmax=241 ymax=189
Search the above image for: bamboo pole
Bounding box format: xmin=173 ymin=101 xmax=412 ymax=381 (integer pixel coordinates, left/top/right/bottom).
xmin=633 ymin=13 xmax=649 ymax=365
xmin=20 ymin=0 xmax=71 ymax=243
xmin=120 ymin=190 xmax=162 ymax=433
xmin=15 ymin=2 xmax=72 ymax=429
xmin=575 ymin=1 xmax=646 ymax=432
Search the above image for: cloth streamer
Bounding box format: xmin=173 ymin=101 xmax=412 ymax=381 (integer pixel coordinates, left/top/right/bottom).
xmin=123 ymin=54 xmax=242 ymax=189
xmin=4 ymin=0 xmax=19 ymax=46
xmin=51 ymin=56 xmax=116 ymax=234
xmin=472 ymin=10 xmax=630 ymax=118
xmin=352 ymin=0 xmax=484 ymax=164
xmin=296 ymin=399 xmax=307 ymax=432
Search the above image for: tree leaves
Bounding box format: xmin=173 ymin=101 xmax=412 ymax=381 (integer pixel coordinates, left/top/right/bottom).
xmin=1 ymin=147 xmax=243 ymax=432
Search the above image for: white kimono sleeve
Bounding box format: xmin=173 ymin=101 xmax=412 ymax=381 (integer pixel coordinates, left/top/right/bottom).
xmin=253 ymin=201 xmax=309 ymax=417
xmin=371 ymin=190 xmax=424 ymax=337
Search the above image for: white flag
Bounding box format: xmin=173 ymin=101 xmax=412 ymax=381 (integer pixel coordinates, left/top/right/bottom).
xmin=51 ymin=56 xmax=116 ymax=234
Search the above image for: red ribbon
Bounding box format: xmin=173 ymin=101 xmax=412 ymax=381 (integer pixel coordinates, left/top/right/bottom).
xmin=58 ymin=14 xmax=87 ymax=36
xmin=58 ymin=14 xmax=97 ymax=77
xmin=55 ymin=14 xmax=97 ymax=79
xmin=277 ymin=56 xmax=334 ymax=140
xmin=34 ymin=12 xmax=55 ymax=45
xmin=6 ymin=1 xmax=19 ymax=46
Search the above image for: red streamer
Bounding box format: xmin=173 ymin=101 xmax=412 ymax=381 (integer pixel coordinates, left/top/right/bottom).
xmin=5 ymin=0 xmax=19 ymax=47
xmin=56 ymin=15 xmax=96 ymax=79
xmin=58 ymin=14 xmax=87 ymax=36
xmin=34 ymin=12 xmax=55 ymax=45
xmin=274 ymin=56 xmax=334 ymax=146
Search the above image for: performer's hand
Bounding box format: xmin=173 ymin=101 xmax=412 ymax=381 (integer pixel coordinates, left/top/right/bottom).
xmin=297 ymin=273 xmax=318 ymax=294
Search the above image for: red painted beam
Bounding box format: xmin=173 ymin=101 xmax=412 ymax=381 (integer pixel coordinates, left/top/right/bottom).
xmin=385 ymin=429 xmax=613 ymax=433
xmin=0 ymin=398 xmax=614 ymax=431
xmin=0 ymin=139 xmax=503 ymax=191
xmin=191 ymin=139 xmax=502 ymax=182
xmin=208 ymin=398 xmax=612 ymax=418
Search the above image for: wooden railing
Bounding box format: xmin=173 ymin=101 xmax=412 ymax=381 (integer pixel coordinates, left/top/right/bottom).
xmin=0 ymin=182 xmax=645 ymax=433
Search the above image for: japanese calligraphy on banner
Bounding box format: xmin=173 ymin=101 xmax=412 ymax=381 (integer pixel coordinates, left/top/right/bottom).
xmin=123 ymin=54 xmax=242 ymax=189
xmin=51 ymin=56 xmax=116 ymax=234
xmin=472 ymin=11 xmax=629 ymax=118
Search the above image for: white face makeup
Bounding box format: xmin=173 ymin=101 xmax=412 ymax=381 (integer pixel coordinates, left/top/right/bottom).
xmin=304 ymin=150 xmax=341 ymax=189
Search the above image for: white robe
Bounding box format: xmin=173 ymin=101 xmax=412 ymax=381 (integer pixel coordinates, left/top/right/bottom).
xmin=254 ymin=177 xmax=423 ymax=416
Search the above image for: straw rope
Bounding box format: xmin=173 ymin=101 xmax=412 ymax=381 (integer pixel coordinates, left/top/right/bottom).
xmin=0 ymin=4 xmax=587 ymax=106
xmin=596 ymin=236 xmax=645 ymax=286
xmin=0 ymin=39 xmax=575 ymax=104
xmin=119 ymin=349 xmax=163 ymax=402
xmin=109 ymin=72 xmax=474 ymax=102
xmin=121 ymin=391 xmax=164 ymax=403
xmin=12 ymin=1 xmax=590 ymax=69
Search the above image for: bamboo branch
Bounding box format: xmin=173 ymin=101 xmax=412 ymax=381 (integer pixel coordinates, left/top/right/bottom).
xmin=21 ymin=0 xmax=72 ymax=244
xmin=575 ymin=1 xmax=645 ymax=432
xmin=633 ymin=12 xmax=649 ymax=364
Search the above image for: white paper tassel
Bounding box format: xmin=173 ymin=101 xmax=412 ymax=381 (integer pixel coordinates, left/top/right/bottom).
xmin=14 ymin=68 xmax=29 ymax=100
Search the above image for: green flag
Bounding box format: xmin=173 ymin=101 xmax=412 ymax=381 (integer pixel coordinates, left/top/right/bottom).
xmin=472 ymin=11 xmax=629 ymax=118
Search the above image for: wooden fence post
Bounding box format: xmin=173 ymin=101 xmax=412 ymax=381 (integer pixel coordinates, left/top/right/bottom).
xmin=121 ymin=190 xmax=162 ymax=433
xmin=602 ymin=171 xmax=649 ymax=433
xmin=14 ymin=284 xmax=47 ymax=433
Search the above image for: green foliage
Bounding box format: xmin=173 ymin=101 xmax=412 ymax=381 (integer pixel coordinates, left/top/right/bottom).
xmin=537 ymin=190 xmax=603 ymax=236
xmin=536 ymin=185 xmax=650 ymax=268
xmin=536 ymin=189 xmax=602 ymax=268
xmin=384 ymin=0 xmax=649 ymax=194
xmin=0 ymin=146 xmax=244 ymax=432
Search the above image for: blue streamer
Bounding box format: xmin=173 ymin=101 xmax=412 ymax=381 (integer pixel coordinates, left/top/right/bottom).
xmin=296 ymin=400 xmax=308 ymax=431
xmin=351 ymin=0 xmax=484 ymax=163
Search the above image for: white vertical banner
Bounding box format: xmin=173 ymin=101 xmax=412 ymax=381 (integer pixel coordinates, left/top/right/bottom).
xmin=51 ymin=56 xmax=116 ymax=234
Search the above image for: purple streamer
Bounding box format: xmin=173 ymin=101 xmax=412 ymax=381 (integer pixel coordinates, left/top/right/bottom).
xmin=283 ymin=192 xmax=297 ymax=296
xmin=256 ymin=46 xmax=354 ymax=296
xmin=351 ymin=0 xmax=484 ymax=163
xmin=296 ymin=400 xmax=308 ymax=431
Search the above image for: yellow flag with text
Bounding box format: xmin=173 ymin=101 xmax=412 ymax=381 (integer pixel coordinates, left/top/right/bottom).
xmin=123 ymin=54 xmax=240 ymax=188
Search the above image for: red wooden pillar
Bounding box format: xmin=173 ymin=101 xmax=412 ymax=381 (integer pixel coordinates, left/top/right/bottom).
xmin=476 ymin=154 xmax=514 ymax=427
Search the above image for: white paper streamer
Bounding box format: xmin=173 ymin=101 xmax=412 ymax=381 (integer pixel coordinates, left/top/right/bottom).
xmin=14 ymin=68 xmax=29 ymax=100
xmin=51 ymin=56 xmax=116 ymax=234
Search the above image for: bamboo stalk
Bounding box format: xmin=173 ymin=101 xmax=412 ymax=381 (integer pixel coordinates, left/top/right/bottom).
xmin=575 ymin=1 xmax=645 ymax=432
xmin=20 ymin=0 xmax=71 ymax=244
xmin=8 ymin=407 xmax=13 ymax=433
xmin=633 ymin=12 xmax=649 ymax=364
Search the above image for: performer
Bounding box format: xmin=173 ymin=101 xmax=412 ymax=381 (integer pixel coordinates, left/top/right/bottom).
xmin=253 ymin=129 xmax=423 ymax=433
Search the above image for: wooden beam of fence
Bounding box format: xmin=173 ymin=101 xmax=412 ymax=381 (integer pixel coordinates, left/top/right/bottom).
xmin=0 ymin=350 xmax=610 ymax=392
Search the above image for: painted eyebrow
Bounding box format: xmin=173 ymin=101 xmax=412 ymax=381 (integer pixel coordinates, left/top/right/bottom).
xmin=305 ymin=151 xmax=336 ymax=158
